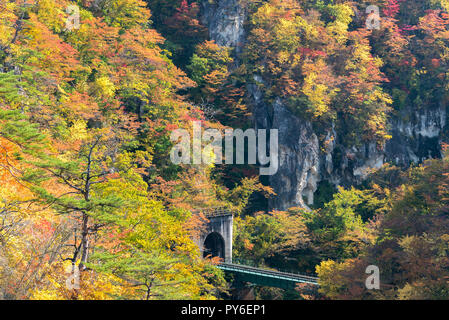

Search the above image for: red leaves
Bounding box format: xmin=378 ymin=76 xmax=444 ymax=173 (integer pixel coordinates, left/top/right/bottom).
xmin=25 ymin=14 xmax=80 ymax=83
xmin=383 ymin=0 xmax=402 ymax=18
xmin=164 ymin=1 xmax=207 ymax=39
xmin=64 ymin=92 xmax=100 ymax=121
xmin=33 ymin=218 xmax=55 ymax=236
xmin=178 ymin=0 xmax=190 ymax=14
xmin=419 ymin=9 xmax=449 ymax=36
xmin=298 ymin=47 xmax=327 ymax=58
xmin=431 ymin=58 xmax=441 ymax=68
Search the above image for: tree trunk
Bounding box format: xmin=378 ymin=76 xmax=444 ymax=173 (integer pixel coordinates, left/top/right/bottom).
xmin=78 ymin=213 xmax=89 ymax=270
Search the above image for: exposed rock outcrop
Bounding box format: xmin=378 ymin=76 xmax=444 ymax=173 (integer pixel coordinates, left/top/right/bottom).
xmin=201 ymin=0 xmax=448 ymax=210
xmin=200 ymin=0 xmax=245 ymax=49
xmin=385 ymin=105 xmax=446 ymax=165
xmin=251 ymin=84 xmax=320 ymax=210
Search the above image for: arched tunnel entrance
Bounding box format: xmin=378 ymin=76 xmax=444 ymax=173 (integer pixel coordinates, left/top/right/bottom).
xmin=203 ymin=232 xmax=225 ymax=260
xmin=194 ymin=209 xmax=233 ymax=263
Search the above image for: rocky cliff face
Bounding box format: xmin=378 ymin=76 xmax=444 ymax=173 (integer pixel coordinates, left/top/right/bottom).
xmin=250 ymin=81 xmax=321 ymax=210
xmin=201 ymin=0 xmax=245 ymax=49
xmin=201 ymin=0 xmax=448 ymax=210
xmin=385 ymin=105 xmax=446 ymax=165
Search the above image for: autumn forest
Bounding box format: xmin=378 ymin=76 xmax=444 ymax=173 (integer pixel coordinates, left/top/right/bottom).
xmin=1 ymin=0 xmax=449 ymax=301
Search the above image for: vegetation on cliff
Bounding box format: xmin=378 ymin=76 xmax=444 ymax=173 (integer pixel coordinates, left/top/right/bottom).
xmin=0 ymin=0 xmax=448 ymax=300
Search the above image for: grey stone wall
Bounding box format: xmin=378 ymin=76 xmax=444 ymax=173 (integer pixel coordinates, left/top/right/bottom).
xmin=197 ymin=214 xmax=233 ymax=263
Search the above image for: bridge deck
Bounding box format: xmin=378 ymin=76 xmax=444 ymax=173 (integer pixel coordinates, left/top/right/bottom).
xmin=218 ymin=263 xmax=319 ymax=289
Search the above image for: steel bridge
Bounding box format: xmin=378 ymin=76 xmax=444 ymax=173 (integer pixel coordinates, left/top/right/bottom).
xmin=217 ymin=263 xmax=319 ymax=290
xmin=194 ymin=208 xmax=319 ymax=289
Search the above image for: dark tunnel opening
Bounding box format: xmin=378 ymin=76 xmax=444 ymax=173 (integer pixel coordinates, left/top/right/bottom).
xmin=203 ymin=232 xmax=225 ymax=260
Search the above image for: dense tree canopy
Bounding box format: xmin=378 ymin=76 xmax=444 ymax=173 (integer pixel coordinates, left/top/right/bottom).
xmin=1 ymin=0 xmax=449 ymax=300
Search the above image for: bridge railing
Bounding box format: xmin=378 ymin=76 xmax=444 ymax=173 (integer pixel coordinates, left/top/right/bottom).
xmin=231 ymin=258 xmax=318 ymax=281
xmin=217 ymin=263 xmax=319 ymax=285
